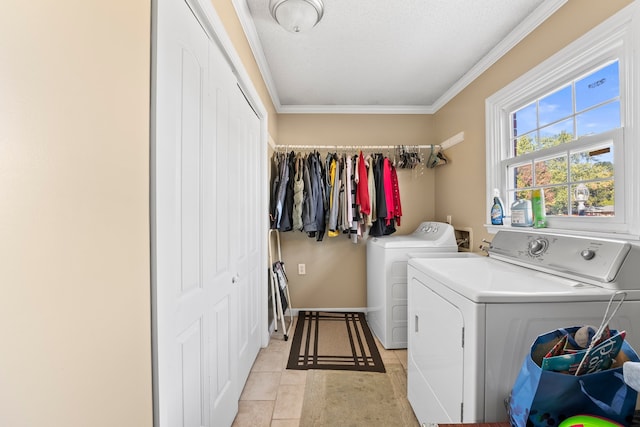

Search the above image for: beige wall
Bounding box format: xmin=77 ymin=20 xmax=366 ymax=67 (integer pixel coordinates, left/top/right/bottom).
xmin=0 ymin=1 xmax=152 ymax=426
xmin=276 ymin=114 xmax=436 ymax=308
xmin=433 ymin=0 xmax=633 ymax=248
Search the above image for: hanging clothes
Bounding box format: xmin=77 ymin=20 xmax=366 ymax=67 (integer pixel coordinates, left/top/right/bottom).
xmin=338 ymin=155 xmax=348 ymax=233
xmin=370 ymin=154 xmax=396 ymax=237
xmin=272 ymin=152 xmax=290 ymax=230
xmin=383 ymin=157 xmax=395 ymax=226
xmin=366 ymin=154 xmax=376 ymax=227
xmin=292 ymin=153 xmax=304 ymax=231
xmin=347 ymin=155 xmax=359 ymax=243
xmin=344 ymin=155 xmax=353 ymax=233
xmin=356 ymin=151 xmax=370 ymax=217
xmin=309 ymin=152 xmax=326 ymax=241
xmin=353 ymin=154 xmax=368 ymax=239
xmin=279 ymin=151 xmax=296 ymax=232
xmin=301 ymin=155 xmax=316 ymax=235
xmin=390 ymin=164 xmax=403 ymax=226
xmin=327 ymin=155 xmax=340 ymax=237
xmin=269 ymin=153 xmax=280 ymax=229
xmin=269 ymin=147 xmax=410 ymax=242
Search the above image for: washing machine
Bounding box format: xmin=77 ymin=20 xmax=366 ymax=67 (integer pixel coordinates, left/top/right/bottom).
xmin=366 ymin=221 xmax=458 ymax=349
xmin=407 ymin=230 xmax=640 ymax=424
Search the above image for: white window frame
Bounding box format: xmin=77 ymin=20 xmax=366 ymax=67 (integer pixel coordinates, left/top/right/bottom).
xmin=485 ymin=2 xmax=640 ymax=239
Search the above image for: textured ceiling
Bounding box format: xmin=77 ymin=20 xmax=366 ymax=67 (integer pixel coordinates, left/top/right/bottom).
xmin=237 ymin=0 xmax=566 ymax=113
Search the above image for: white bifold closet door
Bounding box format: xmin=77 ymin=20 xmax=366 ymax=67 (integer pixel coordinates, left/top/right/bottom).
xmin=153 ymin=0 xmax=262 ymax=426
xmin=228 ymin=80 xmax=263 ymax=392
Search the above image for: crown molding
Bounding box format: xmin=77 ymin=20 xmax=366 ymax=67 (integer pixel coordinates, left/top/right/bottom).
xmin=277 ymin=104 xmax=436 ymax=115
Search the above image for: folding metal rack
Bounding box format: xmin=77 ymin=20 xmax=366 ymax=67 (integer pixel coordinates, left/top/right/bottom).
xmin=268 ymin=229 xmax=293 ymax=340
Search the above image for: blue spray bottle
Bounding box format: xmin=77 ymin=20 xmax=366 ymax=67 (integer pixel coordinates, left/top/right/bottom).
xmin=490 ymin=188 xmax=504 ymax=225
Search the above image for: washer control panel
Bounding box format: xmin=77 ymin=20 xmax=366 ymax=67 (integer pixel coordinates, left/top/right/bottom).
xmin=415 ymin=222 xmax=440 ymax=234
xmin=488 ymin=230 xmax=631 ymax=283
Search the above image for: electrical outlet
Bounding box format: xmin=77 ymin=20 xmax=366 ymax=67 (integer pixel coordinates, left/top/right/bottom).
xmin=298 ymin=263 xmax=306 ymax=275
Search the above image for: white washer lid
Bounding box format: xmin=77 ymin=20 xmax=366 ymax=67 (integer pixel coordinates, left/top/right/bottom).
xmin=408 ymin=257 xmax=618 ymax=303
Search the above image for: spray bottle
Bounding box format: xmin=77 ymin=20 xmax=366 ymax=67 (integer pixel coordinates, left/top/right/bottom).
xmin=490 ymin=189 xmax=504 ymax=225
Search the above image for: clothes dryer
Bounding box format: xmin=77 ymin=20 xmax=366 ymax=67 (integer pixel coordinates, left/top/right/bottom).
xmin=366 ymin=221 xmax=457 ymax=349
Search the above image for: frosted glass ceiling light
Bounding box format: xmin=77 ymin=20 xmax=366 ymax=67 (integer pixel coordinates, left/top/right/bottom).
xmin=269 ymin=0 xmax=324 ymax=33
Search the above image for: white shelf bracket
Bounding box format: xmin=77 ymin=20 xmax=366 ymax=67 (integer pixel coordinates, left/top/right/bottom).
xmin=440 ymin=131 xmax=464 ymax=150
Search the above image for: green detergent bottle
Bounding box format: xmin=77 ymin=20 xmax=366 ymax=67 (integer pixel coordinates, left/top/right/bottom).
xmin=532 ymin=188 xmax=547 ymax=228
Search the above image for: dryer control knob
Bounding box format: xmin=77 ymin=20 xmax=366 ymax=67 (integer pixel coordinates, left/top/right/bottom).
xmin=528 ymin=238 xmax=548 ymax=256
xmin=581 ymin=249 xmax=596 ymax=260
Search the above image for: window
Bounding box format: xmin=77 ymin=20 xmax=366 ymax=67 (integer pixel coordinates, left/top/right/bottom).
xmin=486 ymin=3 xmax=640 ymax=238
xmin=508 ymin=61 xmax=620 ymax=218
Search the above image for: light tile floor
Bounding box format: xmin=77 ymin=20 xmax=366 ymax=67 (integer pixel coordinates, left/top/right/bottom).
xmin=232 ymin=317 xmax=411 ymax=427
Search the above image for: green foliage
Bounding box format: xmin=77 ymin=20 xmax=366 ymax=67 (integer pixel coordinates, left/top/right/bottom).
xmin=512 ymin=132 xmax=614 ymax=216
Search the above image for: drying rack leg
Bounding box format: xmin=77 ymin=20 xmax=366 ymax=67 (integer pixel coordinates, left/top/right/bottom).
xmin=275 ymin=286 xmax=292 ymax=341
xmin=270 ymin=269 xmax=279 ymax=332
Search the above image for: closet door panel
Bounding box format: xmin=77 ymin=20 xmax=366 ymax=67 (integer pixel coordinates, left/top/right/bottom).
xmin=229 ymin=110 xmax=248 ymax=366
xmin=210 ymin=297 xmax=232 ymax=403
xmin=230 ymin=85 xmax=262 ymax=388
xmin=177 ymin=320 xmax=204 ymax=427
xmin=206 ymin=39 xmax=240 ymax=427
xmin=154 ymin=0 xmax=214 ymax=425
xmin=213 ymin=86 xmax=230 ymax=275
xmin=180 ymin=48 xmax=202 ymax=294
xmin=246 ymin=106 xmax=261 ymax=347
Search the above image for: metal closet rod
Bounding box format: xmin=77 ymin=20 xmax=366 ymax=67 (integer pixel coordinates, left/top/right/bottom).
xmin=274 ymin=144 xmax=442 ymax=150
xmin=270 ymin=132 xmax=465 ymax=152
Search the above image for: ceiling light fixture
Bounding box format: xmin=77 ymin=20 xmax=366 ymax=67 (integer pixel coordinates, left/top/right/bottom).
xmin=269 ymin=0 xmax=324 ymax=33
